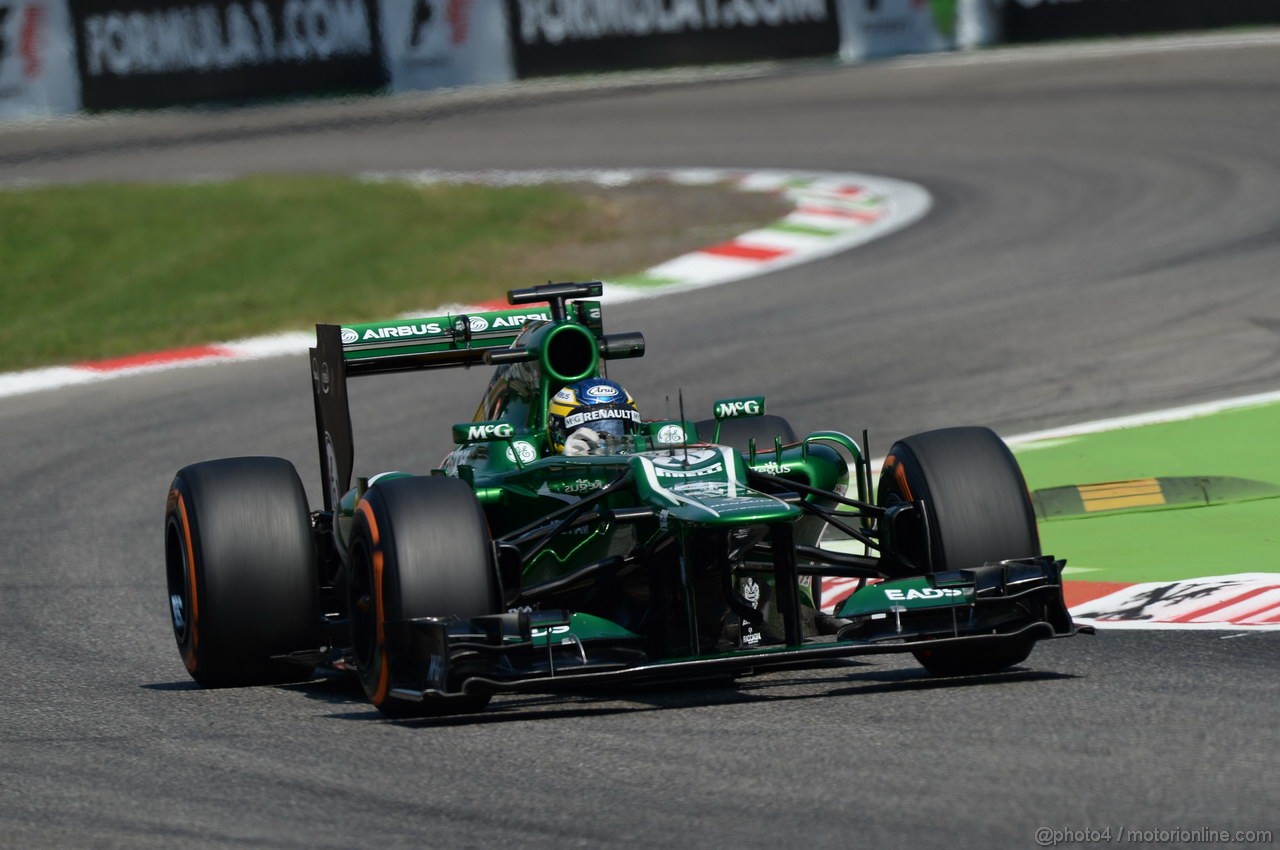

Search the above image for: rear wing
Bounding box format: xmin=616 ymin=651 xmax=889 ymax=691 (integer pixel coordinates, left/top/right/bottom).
xmin=309 ymin=282 xmax=641 ymax=511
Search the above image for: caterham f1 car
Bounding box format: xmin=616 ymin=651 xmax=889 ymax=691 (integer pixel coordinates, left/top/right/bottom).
xmin=164 ymin=282 xmax=1087 ymax=716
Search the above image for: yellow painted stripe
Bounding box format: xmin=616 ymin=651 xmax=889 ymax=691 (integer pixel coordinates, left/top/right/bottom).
xmin=1083 ymin=493 xmax=1168 ymax=511
xmin=1080 ymin=478 xmax=1165 ymax=512
xmin=1079 ymin=478 xmax=1162 ymax=497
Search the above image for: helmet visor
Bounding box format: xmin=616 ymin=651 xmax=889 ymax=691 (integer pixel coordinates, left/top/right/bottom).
xmin=594 ymin=419 xmax=628 ymax=439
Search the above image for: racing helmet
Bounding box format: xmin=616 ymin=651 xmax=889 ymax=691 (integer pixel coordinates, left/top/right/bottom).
xmin=547 ymin=378 xmax=640 ymax=452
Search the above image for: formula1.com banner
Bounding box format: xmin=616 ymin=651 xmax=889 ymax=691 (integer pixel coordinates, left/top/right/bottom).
xmin=68 ymin=0 xmax=386 ymax=111
xmin=506 ymin=0 xmax=841 ymax=78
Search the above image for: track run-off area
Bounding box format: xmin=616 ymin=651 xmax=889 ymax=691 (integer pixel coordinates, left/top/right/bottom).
xmin=0 ymin=167 xmax=931 ymax=396
xmin=821 ymin=391 xmax=1280 ymax=630
xmin=1 ymin=32 xmax=1278 ymax=850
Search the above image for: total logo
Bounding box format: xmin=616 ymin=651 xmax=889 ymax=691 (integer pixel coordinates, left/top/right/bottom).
xmin=883 ymin=587 xmax=966 ymax=601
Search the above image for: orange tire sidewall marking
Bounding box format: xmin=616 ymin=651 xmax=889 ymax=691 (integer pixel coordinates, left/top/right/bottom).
xmin=883 ymin=454 xmax=913 ymax=501
xmin=355 ymin=499 xmax=390 ymax=704
xmin=173 ymin=490 xmax=200 ymax=673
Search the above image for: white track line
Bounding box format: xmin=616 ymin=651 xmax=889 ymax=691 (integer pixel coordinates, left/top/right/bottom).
xmin=1006 ymin=389 xmax=1280 ymax=448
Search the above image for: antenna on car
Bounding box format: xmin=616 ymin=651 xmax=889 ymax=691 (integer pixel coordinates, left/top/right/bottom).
xmin=678 ymin=388 xmax=690 ymax=467
xmin=662 ymin=395 xmax=673 ymax=458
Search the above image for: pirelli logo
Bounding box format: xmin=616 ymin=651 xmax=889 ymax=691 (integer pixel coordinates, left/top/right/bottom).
xmin=1078 ymin=479 xmax=1166 ymax=513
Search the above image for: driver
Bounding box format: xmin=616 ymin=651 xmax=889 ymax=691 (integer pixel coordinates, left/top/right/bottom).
xmin=547 ymin=377 xmax=641 ymax=456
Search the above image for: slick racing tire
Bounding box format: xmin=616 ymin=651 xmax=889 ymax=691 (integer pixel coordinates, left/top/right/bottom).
xmin=165 ymin=457 xmax=320 ymax=688
xmin=877 ymin=426 xmax=1039 ymax=575
xmin=348 ymin=476 xmax=501 ymax=718
xmin=696 ymin=414 xmax=797 ymax=449
xmin=876 ymin=427 xmax=1040 ymax=676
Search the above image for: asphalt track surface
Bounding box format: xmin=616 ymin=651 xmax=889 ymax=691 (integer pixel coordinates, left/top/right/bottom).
xmin=3 ymin=37 xmax=1279 ymax=849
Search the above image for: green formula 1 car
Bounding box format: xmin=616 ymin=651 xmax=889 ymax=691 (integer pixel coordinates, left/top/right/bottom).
xmin=164 ymin=282 xmax=1089 ymax=717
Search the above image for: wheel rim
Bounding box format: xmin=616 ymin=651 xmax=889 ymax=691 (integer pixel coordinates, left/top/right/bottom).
xmin=879 ymin=452 xmax=932 ymax=573
xmin=349 ymin=537 xmax=378 ymax=673
xmin=164 ymin=515 xmax=192 ymax=647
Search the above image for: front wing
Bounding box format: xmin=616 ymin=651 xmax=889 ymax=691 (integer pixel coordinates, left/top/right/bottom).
xmin=377 ymin=558 xmax=1090 ymax=707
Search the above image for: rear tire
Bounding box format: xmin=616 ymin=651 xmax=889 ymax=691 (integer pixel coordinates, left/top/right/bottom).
xmin=696 ymin=414 xmax=797 ymax=449
xmin=348 ymin=476 xmax=501 ymax=717
xmin=165 ymin=457 xmax=320 ymax=688
xmin=876 ymin=427 xmax=1041 ymax=676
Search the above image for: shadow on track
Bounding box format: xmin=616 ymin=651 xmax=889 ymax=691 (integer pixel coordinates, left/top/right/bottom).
xmin=232 ymin=660 xmax=1081 ymax=727
xmin=140 ymin=680 xmax=203 ymax=691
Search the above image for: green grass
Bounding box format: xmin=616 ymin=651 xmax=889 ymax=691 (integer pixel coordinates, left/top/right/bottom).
xmin=1015 ymin=403 xmax=1280 ymax=491
xmin=1014 ymin=402 xmax=1280 ymax=582
xmin=1035 ymin=499 xmax=1280 ymax=583
xmin=0 ymin=176 xmax=657 ymax=371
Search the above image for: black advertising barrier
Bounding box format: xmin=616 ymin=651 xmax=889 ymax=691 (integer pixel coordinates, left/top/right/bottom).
xmin=68 ymin=0 xmax=386 ymax=111
xmin=1000 ymin=0 xmax=1280 ymax=44
xmin=506 ymin=0 xmax=841 ymax=78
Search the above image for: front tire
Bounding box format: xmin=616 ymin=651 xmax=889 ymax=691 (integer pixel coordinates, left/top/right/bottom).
xmin=878 ymin=426 xmax=1039 ymax=576
xmin=876 ymin=427 xmax=1041 ymax=676
xmin=348 ymin=476 xmax=501 ymax=717
xmin=164 ymin=457 xmax=320 ymax=688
